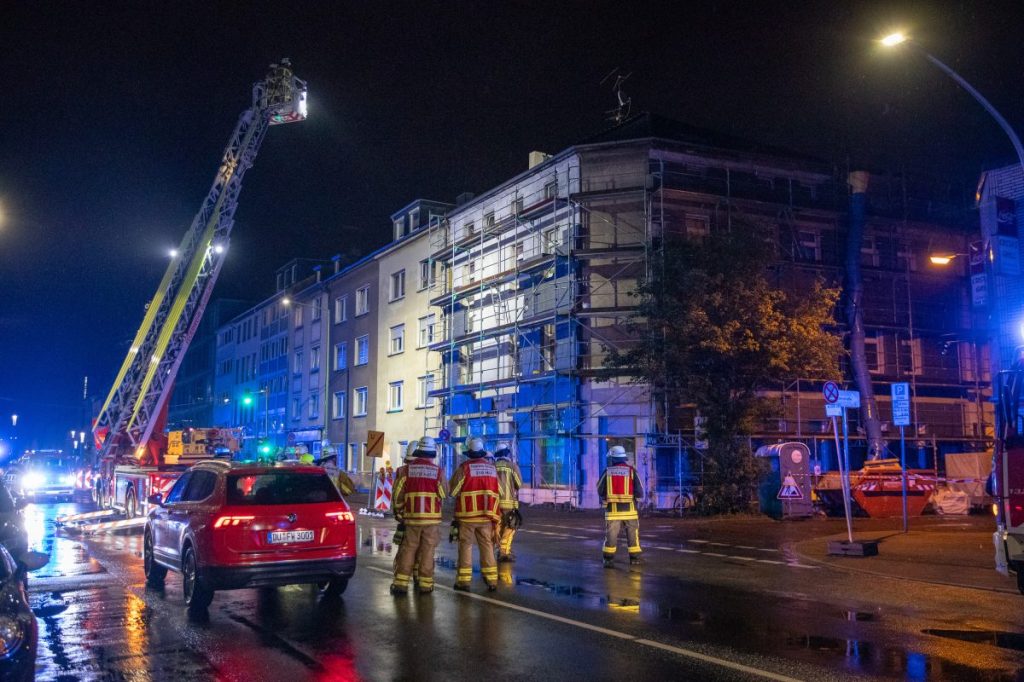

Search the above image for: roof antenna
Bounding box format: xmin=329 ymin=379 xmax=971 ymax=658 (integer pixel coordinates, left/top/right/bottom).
xmin=600 ymin=68 xmax=632 ymax=124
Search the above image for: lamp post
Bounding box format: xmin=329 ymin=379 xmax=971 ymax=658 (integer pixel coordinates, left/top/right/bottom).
xmin=880 ymin=32 xmax=1024 ymax=175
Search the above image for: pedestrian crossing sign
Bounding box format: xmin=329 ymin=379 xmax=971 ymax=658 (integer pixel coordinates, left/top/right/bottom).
xmin=777 ymin=475 xmax=803 ymax=500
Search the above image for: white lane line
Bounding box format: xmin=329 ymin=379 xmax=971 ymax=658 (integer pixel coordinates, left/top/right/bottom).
xmin=688 ymin=539 xmax=709 ymax=544
xmin=756 ymin=559 xmax=786 ymax=565
xmin=363 ymin=565 xmax=802 ymax=682
xmin=735 ymin=545 xmax=756 ymax=550
xmin=704 ymin=552 xmax=728 ymax=558
xmin=756 ymin=548 xmax=780 ymax=553
xmin=707 ymin=542 xmax=730 ymax=547
xmin=676 ymin=549 xmax=700 ymax=554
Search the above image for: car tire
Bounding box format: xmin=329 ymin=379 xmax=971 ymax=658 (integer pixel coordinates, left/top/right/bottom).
xmin=144 ymin=531 xmax=166 ymax=587
xmin=1016 ymin=564 xmax=1024 ymax=596
xmin=125 ymin=489 xmax=137 ymax=519
xmin=317 ymin=577 xmax=349 ymax=598
xmin=182 ymin=546 xmax=214 ymax=611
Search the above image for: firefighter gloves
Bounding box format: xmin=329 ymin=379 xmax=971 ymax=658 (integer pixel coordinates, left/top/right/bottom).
xmin=449 ymin=521 xmax=460 ymax=543
xmin=392 ymin=523 xmax=406 ymax=546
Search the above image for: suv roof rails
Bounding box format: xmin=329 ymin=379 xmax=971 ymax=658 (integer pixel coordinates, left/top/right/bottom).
xmin=195 ymin=459 xmax=233 ymax=468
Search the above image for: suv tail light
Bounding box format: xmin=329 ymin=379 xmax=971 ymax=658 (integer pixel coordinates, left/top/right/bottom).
xmin=213 ymin=515 xmax=255 ymax=528
xmin=325 ymin=511 xmax=354 ymax=522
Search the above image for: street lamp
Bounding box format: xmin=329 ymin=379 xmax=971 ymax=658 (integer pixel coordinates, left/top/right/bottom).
xmin=879 ymin=31 xmax=1024 ymax=174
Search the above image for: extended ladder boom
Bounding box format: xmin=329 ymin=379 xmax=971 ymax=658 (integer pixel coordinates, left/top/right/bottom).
xmin=94 ymin=60 xmax=307 ymax=461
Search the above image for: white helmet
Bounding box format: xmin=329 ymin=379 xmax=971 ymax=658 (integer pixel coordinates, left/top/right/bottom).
xmin=494 ymin=441 xmax=512 ymax=459
xmin=608 ymin=445 xmax=629 ymax=460
xmin=405 ymin=441 xmax=418 ymax=461
xmin=465 ymin=437 xmax=486 ymax=459
xmin=414 ymin=436 xmax=437 ymax=458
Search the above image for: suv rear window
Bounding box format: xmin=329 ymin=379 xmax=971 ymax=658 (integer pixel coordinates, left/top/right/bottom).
xmin=226 ymin=473 xmax=342 ymax=506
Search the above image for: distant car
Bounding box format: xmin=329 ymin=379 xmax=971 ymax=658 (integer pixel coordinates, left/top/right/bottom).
xmin=6 ymin=455 xmax=77 ymax=502
xmin=144 ymin=460 xmax=357 ymax=611
xmin=0 ymin=544 xmax=39 ymax=682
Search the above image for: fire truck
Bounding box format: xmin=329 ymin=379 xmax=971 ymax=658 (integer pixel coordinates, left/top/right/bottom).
xmin=992 ymin=356 xmax=1024 ymax=594
xmin=89 ymin=60 xmax=307 ymax=519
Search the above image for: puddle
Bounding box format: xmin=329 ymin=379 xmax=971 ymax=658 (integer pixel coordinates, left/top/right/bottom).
xmin=845 ymin=610 xmax=875 ymax=622
xmin=923 ymin=629 xmax=1024 ymax=652
xmin=515 ymin=577 xmax=590 ymax=597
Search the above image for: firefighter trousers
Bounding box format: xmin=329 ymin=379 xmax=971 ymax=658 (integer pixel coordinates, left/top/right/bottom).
xmin=457 ymin=521 xmax=498 ymax=586
xmin=603 ymin=517 xmax=641 ymax=558
xmin=496 ymin=513 xmax=517 ymax=557
xmin=393 ymin=525 xmax=440 ymax=591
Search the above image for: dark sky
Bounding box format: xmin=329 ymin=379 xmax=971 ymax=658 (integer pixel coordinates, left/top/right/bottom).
xmin=2 ymin=1 xmax=1023 ymax=449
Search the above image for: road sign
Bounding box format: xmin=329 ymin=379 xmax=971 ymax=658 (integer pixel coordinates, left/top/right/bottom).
xmin=891 ymin=382 xmax=911 ymax=427
xmin=437 ymin=428 xmax=451 ymax=442
xmin=823 ymin=381 xmax=840 ymax=404
xmin=836 ymin=390 xmax=860 ymax=408
xmin=825 ymin=404 xmax=842 ymax=417
xmin=777 ymin=474 xmax=803 ymax=500
xmin=366 ymin=430 xmax=385 ymax=458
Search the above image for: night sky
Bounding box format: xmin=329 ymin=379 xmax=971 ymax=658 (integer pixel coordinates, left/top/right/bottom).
xmin=3 ymin=1 xmax=1023 ymax=449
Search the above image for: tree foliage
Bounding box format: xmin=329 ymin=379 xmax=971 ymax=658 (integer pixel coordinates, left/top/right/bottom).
xmin=608 ymin=219 xmax=843 ymax=512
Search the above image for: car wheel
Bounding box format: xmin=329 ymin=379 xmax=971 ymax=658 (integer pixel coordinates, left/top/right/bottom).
xmin=125 ymin=489 xmax=137 ymax=519
xmin=144 ymin=531 xmax=166 ymax=587
xmin=317 ymin=577 xmax=349 ymax=598
xmin=1017 ymin=565 xmax=1024 ymax=596
xmin=182 ymin=546 xmax=214 ymax=610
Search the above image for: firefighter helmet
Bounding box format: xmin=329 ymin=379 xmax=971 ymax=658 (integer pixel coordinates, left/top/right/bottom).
xmin=465 ymin=437 xmax=487 ymax=459
xmin=405 ymin=440 xmax=418 ymax=461
xmin=413 ymin=436 xmax=437 ymax=458
xmin=494 ymin=441 xmax=512 ymax=459
xmin=608 ymin=445 xmax=629 ymax=461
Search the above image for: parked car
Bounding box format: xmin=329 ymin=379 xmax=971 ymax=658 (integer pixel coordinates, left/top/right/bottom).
xmin=144 ymin=460 xmax=357 ymax=611
xmin=5 ymin=452 xmax=77 ymax=503
xmin=0 ymin=544 xmax=41 ymax=681
xmin=0 ymin=482 xmax=27 ymax=576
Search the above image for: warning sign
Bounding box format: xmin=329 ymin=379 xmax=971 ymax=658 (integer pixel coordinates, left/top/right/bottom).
xmin=366 ymin=430 xmax=385 ymax=458
xmin=777 ymin=474 xmax=804 ymax=500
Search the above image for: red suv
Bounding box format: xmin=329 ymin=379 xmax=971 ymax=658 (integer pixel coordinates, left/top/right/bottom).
xmin=143 ymin=460 xmax=356 ymax=610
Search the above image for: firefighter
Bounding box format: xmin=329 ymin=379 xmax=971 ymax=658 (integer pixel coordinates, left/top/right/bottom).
xmin=597 ymin=445 xmax=644 ymax=567
xmin=449 ymin=437 xmax=500 ymax=591
xmin=390 ymin=437 xmax=446 ymax=595
xmin=494 ymin=441 xmax=523 ymax=562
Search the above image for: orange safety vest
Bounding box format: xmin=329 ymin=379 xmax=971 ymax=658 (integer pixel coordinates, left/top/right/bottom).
xmin=395 ymin=459 xmax=445 ymax=525
xmin=453 ymin=460 xmax=500 ymax=522
xmin=605 ymin=464 xmax=636 ymax=503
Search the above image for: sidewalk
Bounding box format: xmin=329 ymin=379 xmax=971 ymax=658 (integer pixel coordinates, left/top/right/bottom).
xmin=790 ymin=516 xmax=1020 ymax=594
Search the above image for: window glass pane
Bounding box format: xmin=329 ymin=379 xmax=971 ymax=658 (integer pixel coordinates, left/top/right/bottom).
xmin=165 ymin=473 xmax=193 ymax=503
xmin=227 ymin=473 xmax=341 ymax=505
xmin=183 ymin=470 xmax=217 ymax=502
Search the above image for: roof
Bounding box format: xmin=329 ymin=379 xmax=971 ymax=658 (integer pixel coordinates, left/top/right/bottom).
xmin=576 ymin=112 xmax=822 ymax=164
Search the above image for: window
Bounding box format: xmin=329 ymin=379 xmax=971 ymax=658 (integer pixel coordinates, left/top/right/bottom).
xmin=388 ymin=381 xmax=404 ymax=411
xmin=418 ymin=314 xmax=436 ymax=347
xmin=311 ymin=298 xmax=322 ymax=321
xmin=899 ymin=338 xmax=923 ymax=376
xmin=393 ymin=217 xmax=405 ymax=240
xmin=465 ymin=261 xmax=477 ymax=283
xmin=332 ymin=391 xmax=346 ymax=419
xmin=897 ymin=240 xmax=918 ymax=272
xmin=544 ymin=180 xmax=557 ymax=199
xmin=464 ymin=221 xmax=475 ymax=238
xmin=334 ymin=295 xmax=347 ymax=323
xmin=861 ymin=236 xmax=880 ymax=267
xmin=294 ymin=307 xmax=303 ymax=327
xmin=293 ymin=351 xmax=303 ymax=375
xmin=310 ymin=346 xmax=320 ymax=372
xmin=418 ymin=374 xmax=436 ymax=408
xmin=419 ymin=260 xmax=435 ymax=290
xmin=309 ymin=392 xmax=319 ymax=419
xmin=355 ymin=286 xmax=370 ymax=316
xmin=183 ymin=470 xmax=217 ymax=502
xmin=389 ymin=324 xmax=405 ymax=355
xmin=334 ymin=342 xmax=347 ymax=370
xmin=390 ymin=270 xmax=406 ymax=301
xmin=514 ymin=197 xmax=524 ymax=215
xmin=797 ymin=230 xmax=821 ymax=262
xmin=227 ymin=473 xmax=341 ymax=506
xmin=165 ymin=473 xmax=192 ymax=504
xmin=292 ymin=397 xmax=301 ymax=420
xmin=354 ymin=387 xmax=368 ymax=416
xmin=355 ymin=335 xmax=369 ymax=365
xmin=485 ymin=211 xmax=496 ymax=229
xmin=408 ymin=208 xmax=420 ymax=229
xmin=865 ymin=334 xmax=884 ymax=374
xmin=685 ymin=215 xmax=710 ymax=238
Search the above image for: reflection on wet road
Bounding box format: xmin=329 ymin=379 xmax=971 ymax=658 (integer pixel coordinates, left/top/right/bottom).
xmin=20 ymin=501 xmax=1024 ymax=681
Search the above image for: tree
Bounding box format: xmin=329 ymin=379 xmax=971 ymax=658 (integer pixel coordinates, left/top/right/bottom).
xmin=608 ymin=218 xmax=843 ymax=512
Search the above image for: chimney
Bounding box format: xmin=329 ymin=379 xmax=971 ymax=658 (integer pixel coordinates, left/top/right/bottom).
xmin=313 ymin=264 xmax=322 ymax=282
xmin=332 ymin=254 xmax=341 ymax=274
xmin=528 ymin=151 xmax=551 ymax=169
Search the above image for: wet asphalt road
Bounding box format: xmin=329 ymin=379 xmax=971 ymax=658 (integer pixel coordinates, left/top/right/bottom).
xmin=21 ymin=501 xmax=1024 ymax=681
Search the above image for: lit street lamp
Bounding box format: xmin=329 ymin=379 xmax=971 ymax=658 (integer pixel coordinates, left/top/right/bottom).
xmin=879 ymin=31 xmax=1024 ymax=174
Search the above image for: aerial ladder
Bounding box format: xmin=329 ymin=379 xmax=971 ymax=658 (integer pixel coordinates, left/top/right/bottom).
xmin=80 ymin=60 xmax=307 ymax=525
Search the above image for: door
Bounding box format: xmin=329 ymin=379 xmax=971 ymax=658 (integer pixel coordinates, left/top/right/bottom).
xmin=168 ymin=470 xmax=218 ymax=562
xmin=153 ymin=472 xmax=191 ymax=561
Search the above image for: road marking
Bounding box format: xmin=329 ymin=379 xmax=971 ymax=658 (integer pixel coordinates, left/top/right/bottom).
xmin=704 ymin=552 xmax=728 ymax=557
xmin=688 ymin=539 xmax=709 ymax=544
xmin=364 ymin=565 xmax=802 ymax=682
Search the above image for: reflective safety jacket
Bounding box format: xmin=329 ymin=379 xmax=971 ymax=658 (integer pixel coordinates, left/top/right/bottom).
xmin=392 ymin=458 xmax=446 ymax=526
xmin=597 ymin=463 xmax=643 ymax=520
xmin=449 ymin=459 xmax=500 ymax=523
xmin=495 ymin=458 xmax=523 ymax=510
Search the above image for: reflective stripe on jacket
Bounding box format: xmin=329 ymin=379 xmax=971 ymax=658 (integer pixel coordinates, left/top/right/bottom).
xmin=597 ymin=463 xmax=642 ymax=520
xmin=495 ymin=458 xmax=522 ymax=510
xmin=449 ymin=459 xmax=500 ymax=522
xmin=393 ymin=459 xmax=446 ymax=525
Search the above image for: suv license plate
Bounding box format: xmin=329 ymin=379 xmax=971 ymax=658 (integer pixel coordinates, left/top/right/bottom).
xmin=268 ymin=530 xmax=315 ymax=544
